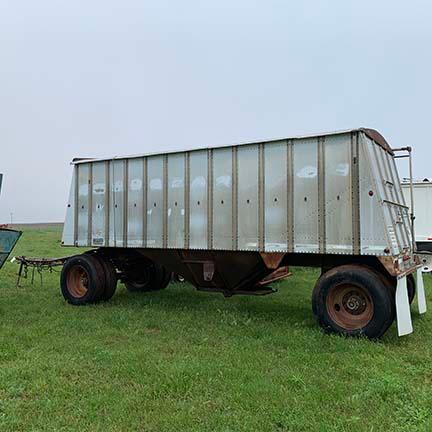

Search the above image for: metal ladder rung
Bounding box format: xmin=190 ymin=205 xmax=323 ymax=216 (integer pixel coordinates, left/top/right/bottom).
xmin=382 ymin=199 xmax=409 ymax=210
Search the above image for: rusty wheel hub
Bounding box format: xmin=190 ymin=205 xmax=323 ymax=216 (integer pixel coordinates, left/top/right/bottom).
xmin=67 ymin=265 xmax=89 ymax=298
xmin=326 ymin=284 xmax=373 ymax=330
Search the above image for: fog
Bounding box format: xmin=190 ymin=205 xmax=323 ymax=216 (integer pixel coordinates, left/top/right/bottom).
xmin=1 ymin=0 xmax=431 ymax=223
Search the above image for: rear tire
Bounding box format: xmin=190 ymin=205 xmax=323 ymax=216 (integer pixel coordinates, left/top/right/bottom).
xmin=407 ymin=274 xmax=416 ymax=305
xmin=159 ymin=267 xmax=172 ymax=290
xmin=312 ymin=265 xmax=395 ymax=339
xmin=125 ymin=262 xmax=170 ymax=292
xmin=381 ymin=272 xmax=415 ymax=305
xmin=60 ymin=254 xmax=105 ymax=305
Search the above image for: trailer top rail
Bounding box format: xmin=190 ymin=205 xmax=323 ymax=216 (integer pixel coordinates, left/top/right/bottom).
xmin=71 ymin=127 xmax=393 ymax=165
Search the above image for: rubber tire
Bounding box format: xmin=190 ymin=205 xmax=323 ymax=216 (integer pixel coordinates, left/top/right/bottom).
xmin=407 ymin=274 xmax=416 ymax=305
xmin=93 ymin=255 xmax=118 ymax=301
xmin=60 ymin=254 xmax=105 ymax=305
xmin=381 ymin=273 xmax=415 ymax=305
xmin=125 ymin=263 xmax=169 ymax=292
xmin=312 ymin=265 xmax=396 ymax=339
xmin=159 ymin=267 xmax=171 ymax=290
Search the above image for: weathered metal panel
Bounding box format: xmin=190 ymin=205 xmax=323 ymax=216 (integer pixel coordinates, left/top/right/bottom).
xmin=318 ymin=138 xmax=326 ymax=253
xmin=264 ymin=141 xmax=288 ymax=251
xmin=189 ymin=150 xmax=208 ymax=249
xmin=351 ymin=133 xmax=361 ymax=254
xmin=293 ymin=138 xmax=319 ymax=252
xmin=232 ymin=147 xmax=238 ymax=250
xmin=91 ymin=162 xmax=107 ymax=246
xmin=146 ymin=156 xmax=164 ymax=248
xmin=212 ymin=147 xmax=233 ymax=250
xmin=184 ymin=153 xmax=190 ymax=248
xmin=162 ymin=155 xmax=168 ymax=248
xmin=237 ymin=145 xmax=259 ymax=250
xmin=258 ymin=143 xmax=265 ymax=250
xmin=77 ymin=164 xmax=90 ymax=247
xmin=359 ymin=136 xmax=390 ymax=255
xmin=367 ymin=141 xmax=400 ymax=255
xmin=324 ymin=134 xmax=353 ymax=254
xmin=61 ymin=129 xmax=413 ymax=260
xmin=127 ymin=159 xmax=144 ymax=246
xmin=109 ymin=160 xmax=125 ymax=247
xmin=167 ymin=153 xmax=185 ymax=248
xmin=287 ymin=141 xmax=294 ymax=252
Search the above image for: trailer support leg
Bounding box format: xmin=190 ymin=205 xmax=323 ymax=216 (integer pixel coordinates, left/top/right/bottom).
xmin=417 ymin=268 xmax=427 ymax=314
xmin=395 ymin=276 xmax=413 ymax=336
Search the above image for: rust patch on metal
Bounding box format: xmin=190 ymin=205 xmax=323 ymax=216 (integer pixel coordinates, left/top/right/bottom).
xmin=360 ymin=128 xmax=393 ymax=155
xmin=377 ymin=256 xmax=399 ymax=277
xmin=258 ymin=266 xmax=291 ymax=286
xmin=260 ymin=252 xmax=285 ymax=269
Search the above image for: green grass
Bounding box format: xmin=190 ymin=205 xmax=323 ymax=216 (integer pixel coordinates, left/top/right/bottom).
xmin=1 ymin=226 xmax=432 ymax=431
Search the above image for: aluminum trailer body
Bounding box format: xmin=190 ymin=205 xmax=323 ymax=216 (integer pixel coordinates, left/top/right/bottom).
xmin=0 ymin=174 xmax=22 ymax=270
xmin=61 ymin=128 xmax=425 ymax=338
xmin=402 ymin=179 xmax=432 ymax=271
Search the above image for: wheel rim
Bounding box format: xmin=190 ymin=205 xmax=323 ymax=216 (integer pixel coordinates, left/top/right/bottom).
xmin=67 ymin=265 xmax=89 ymax=298
xmin=326 ymin=283 xmax=374 ymax=330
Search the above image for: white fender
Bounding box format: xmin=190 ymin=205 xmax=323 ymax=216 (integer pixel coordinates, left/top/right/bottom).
xmin=395 ymin=276 xmax=413 ymax=336
xmin=417 ymin=268 xmax=427 ymax=314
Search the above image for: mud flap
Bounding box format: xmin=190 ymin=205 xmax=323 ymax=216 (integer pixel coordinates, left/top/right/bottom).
xmin=395 ymin=276 xmax=413 ymax=336
xmin=417 ymin=268 xmax=427 ymax=314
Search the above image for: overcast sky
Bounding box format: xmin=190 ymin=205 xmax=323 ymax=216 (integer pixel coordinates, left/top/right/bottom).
xmin=0 ymin=1 xmax=431 ymax=223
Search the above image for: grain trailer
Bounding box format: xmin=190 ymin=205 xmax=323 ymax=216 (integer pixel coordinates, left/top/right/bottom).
xmin=60 ymin=128 xmax=426 ymax=338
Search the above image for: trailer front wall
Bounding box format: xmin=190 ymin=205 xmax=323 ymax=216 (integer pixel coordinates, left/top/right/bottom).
xmin=62 ymin=131 xmax=410 ymax=257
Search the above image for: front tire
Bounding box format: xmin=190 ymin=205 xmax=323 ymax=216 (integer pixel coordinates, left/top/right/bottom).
xmin=92 ymin=254 xmax=118 ymax=301
xmin=60 ymin=254 xmax=105 ymax=305
xmin=312 ymin=265 xmax=395 ymax=339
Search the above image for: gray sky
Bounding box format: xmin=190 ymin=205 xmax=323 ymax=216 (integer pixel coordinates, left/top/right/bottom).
xmin=1 ymin=0 xmax=431 ymax=223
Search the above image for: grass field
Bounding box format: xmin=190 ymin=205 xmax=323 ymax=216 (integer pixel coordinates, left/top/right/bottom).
xmin=1 ymin=226 xmax=432 ymax=431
